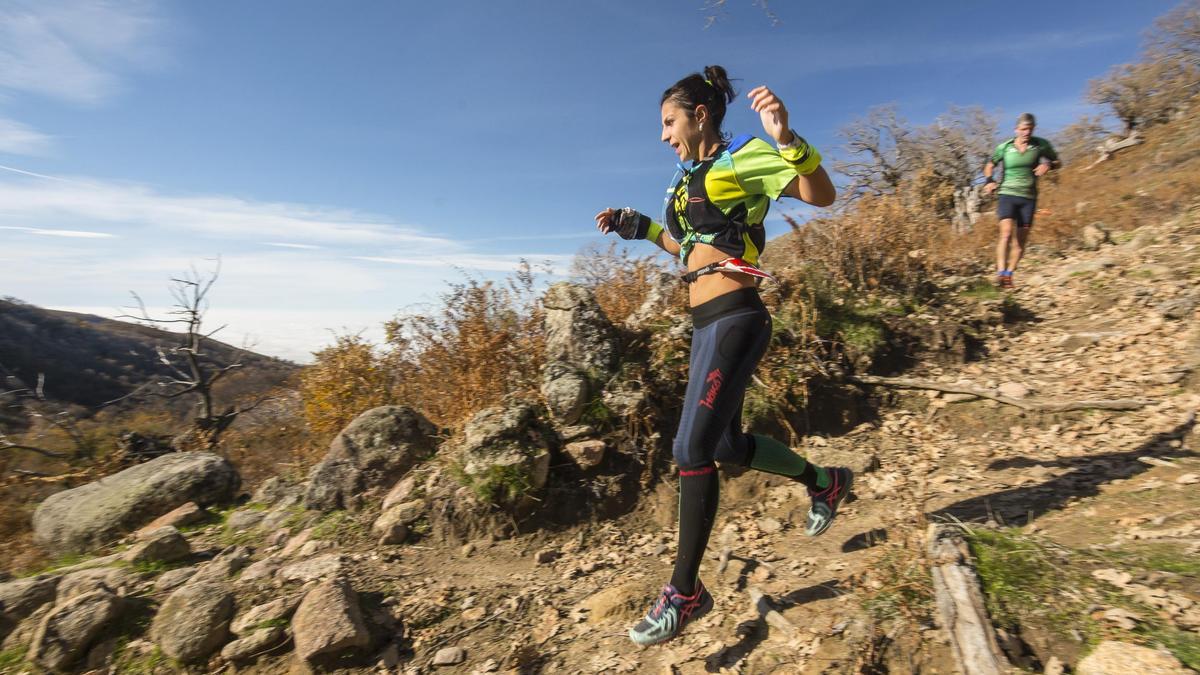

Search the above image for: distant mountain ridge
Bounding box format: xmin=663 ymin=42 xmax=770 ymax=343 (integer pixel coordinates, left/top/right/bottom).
xmin=0 ymin=297 xmax=297 ymax=410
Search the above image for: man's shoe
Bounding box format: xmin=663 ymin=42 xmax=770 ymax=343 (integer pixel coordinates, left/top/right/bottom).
xmin=628 ymin=580 xmax=713 ymax=646
xmin=805 ymin=467 xmax=854 ymax=536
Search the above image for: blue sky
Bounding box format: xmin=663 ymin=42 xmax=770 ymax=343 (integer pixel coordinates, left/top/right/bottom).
xmin=0 ymin=0 xmax=1177 ymax=362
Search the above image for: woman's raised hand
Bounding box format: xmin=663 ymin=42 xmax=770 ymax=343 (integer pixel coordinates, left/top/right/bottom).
xmin=747 ymin=85 xmax=792 ymax=146
xmin=595 ymin=208 xmax=617 ymax=235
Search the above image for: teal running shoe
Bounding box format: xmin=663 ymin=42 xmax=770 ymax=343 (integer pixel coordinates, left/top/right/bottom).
xmin=628 ymin=580 xmax=713 ymax=646
xmin=805 ymin=467 xmax=853 ymax=536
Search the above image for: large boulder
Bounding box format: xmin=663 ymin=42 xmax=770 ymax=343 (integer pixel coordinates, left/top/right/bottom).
xmin=454 ymin=402 xmax=551 ymax=507
xmin=32 ymin=452 xmax=239 ymax=554
xmin=542 ymin=283 xmax=617 ymax=377
xmin=149 ymin=581 xmax=234 ymax=663
xmin=0 ymin=576 xmax=58 ymax=641
xmin=304 ymin=406 xmax=438 ymax=511
xmin=29 ymin=589 xmax=120 ymax=672
xmin=541 ymin=361 xmax=589 ymax=425
xmin=292 ymin=577 xmax=369 ymax=661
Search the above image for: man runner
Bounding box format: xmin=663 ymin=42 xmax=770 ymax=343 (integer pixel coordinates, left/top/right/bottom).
xmin=983 ymin=113 xmax=1060 ymax=288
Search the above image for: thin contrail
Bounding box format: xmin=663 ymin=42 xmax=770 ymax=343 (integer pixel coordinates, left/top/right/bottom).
xmin=0 ymin=163 xmax=74 ymax=183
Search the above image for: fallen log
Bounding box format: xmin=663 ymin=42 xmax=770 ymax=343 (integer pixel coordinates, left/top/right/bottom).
xmin=847 ymin=375 xmax=1150 ymax=412
xmin=927 ymin=524 xmax=1014 ymax=675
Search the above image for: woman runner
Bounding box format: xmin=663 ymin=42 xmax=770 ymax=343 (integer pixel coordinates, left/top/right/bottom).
xmin=595 ymin=65 xmax=853 ymax=647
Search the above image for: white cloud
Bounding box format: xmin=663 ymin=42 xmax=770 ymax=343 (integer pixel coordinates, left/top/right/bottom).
xmin=0 ymin=170 xmax=575 ymax=360
xmin=0 ymin=117 xmax=53 ymax=155
xmin=0 ymin=173 xmax=459 ymax=249
xmin=0 ymin=0 xmax=167 ymax=105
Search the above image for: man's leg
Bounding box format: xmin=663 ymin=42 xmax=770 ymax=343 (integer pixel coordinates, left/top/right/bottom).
xmin=1010 ymin=225 xmax=1031 ymax=271
xmin=996 ymin=218 xmax=1015 ymax=283
xmin=1009 ymin=197 xmax=1035 ymax=273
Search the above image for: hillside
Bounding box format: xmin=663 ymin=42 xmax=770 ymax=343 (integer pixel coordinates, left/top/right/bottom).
xmin=0 ymin=298 xmax=297 ymax=413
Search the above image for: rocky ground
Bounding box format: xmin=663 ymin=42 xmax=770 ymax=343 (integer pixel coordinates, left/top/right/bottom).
xmin=2 ymin=204 xmax=1198 ymax=675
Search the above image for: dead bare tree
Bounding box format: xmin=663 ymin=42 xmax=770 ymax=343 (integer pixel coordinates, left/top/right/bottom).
xmin=119 ymin=262 xmax=271 ymax=451
xmin=834 ymin=104 xmax=997 ymax=230
xmin=0 ymin=373 xmax=91 ymax=462
xmin=834 ymin=104 xmax=912 ymax=201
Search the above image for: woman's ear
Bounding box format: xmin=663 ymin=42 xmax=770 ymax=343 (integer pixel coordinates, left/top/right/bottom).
xmin=693 ymin=104 xmax=708 ymax=127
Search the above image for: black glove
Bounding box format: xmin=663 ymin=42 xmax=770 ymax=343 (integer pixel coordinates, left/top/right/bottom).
xmin=611 ymin=207 xmax=652 ymax=240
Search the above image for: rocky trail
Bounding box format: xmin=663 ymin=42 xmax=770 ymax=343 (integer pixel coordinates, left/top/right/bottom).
xmin=339 ymin=207 xmax=1200 ymax=674
xmin=2 ymin=206 xmax=1198 ymax=675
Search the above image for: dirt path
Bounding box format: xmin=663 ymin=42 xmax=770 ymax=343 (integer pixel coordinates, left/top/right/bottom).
xmin=354 ymin=206 xmax=1199 ymax=675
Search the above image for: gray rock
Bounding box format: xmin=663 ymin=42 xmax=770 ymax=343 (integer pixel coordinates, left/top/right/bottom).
xmin=432 ymin=645 xmax=467 ymax=666
xmin=189 ymin=545 xmax=253 ymax=584
xmin=150 ymin=581 xmax=234 ymax=663
xmin=278 ymin=554 xmax=344 ymax=584
xmin=1158 ymin=295 xmax=1198 ymax=320
xmin=122 ymin=526 xmax=191 ymax=566
xmin=56 ymin=568 xmax=132 ymax=601
xmin=225 ymin=508 xmax=266 ymax=532
xmin=456 ymin=403 xmax=551 ymax=504
xmin=542 ymin=282 xmax=617 ymax=376
xmin=32 ymin=452 xmax=239 ymax=554
xmin=237 ymin=557 xmax=281 ymax=584
xmin=2 ymin=604 xmax=50 ymax=651
xmin=373 ymin=500 xmax=425 ymax=545
xmin=220 ymin=625 xmax=286 ymax=664
xmin=541 ymin=361 xmax=589 ymax=425
xmin=251 ymin=476 xmax=301 ymax=506
xmin=381 ymin=475 xmax=418 ymax=513
xmin=231 ymin=595 xmax=301 ymax=635
xmin=1081 ymin=222 xmax=1111 ymax=250
xmin=0 ymin=576 xmax=58 ymax=636
xmin=563 ymin=439 xmax=606 ymax=471
xmin=1076 ymin=640 xmax=1186 ymax=674
xmin=133 ymin=502 xmax=205 ymax=539
xmin=29 ymin=590 xmax=120 ymax=672
xmin=153 ymin=566 xmax=198 ymax=593
xmin=292 ymin=578 xmax=369 ymax=661
xmin=558 ymin=424 xmax=596 ymax=442
xmin=304 ymin=406 xmax=438 ymax=511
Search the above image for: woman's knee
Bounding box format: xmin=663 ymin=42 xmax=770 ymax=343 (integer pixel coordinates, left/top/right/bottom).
xmin=672 ymin=435 xmax=709 ymax=470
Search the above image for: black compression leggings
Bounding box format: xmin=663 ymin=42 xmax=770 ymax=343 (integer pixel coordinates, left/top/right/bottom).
xmin=670 ymin=288 xmax=770 ymax=594
xmin=672 ymin=287 xmax=772 ymax=470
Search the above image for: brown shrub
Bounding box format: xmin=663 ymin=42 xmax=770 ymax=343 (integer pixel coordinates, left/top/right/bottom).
xmin=569 ymin=241 xmax=682 ymax=324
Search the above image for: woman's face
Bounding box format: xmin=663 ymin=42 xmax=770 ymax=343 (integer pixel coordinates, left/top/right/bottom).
xmin=1015 ymin=122 xmax=1035 ymax=141
xmin=661 ymin=101 xmax=704 ymax=162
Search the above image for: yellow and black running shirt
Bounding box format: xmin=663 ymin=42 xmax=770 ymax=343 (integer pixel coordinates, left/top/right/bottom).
xmin=663 ymin=135 xmax=799 ymax=265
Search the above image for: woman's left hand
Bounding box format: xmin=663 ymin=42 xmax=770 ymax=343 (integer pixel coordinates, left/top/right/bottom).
xmin=748 ymin=85 xmax=792 ymax=146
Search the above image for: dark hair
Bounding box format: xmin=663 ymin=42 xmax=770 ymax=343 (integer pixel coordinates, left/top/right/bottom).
xmin=660 ymin=65 xmax=737 ymax=140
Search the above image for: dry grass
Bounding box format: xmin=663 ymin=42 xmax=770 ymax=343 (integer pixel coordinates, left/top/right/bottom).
xmin=301 ymin=264 xmax=547 ymax=447
xmin=569 ymin=241 xmax=683 ymax=324
xmin=1037 ymin=96 xmax=1200 ymax=247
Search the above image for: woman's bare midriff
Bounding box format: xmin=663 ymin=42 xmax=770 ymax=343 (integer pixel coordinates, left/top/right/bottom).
xmin=686 ymin=242 xmax=757 ymax=307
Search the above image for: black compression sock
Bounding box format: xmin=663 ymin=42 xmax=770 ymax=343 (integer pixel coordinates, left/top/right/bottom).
xmin=670 ymin=464 xmax=719 ymax=596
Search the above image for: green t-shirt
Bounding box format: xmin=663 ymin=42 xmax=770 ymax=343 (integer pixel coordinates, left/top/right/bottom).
xmin=990 ymin=136 xmax=1058 ymax=199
